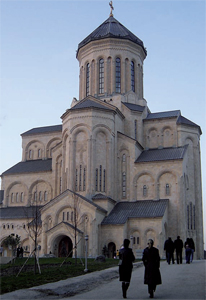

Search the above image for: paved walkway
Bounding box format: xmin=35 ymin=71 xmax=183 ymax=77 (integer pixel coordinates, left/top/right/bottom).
xmin=1 ymin=260 xmax=205 ymax=300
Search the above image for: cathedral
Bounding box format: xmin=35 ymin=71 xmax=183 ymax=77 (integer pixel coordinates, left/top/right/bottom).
xmin=0 ymin=7 xmax=204 ymax=259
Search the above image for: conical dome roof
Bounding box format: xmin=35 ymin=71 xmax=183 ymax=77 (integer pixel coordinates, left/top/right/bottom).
xmin=77 ymin=16 xmax=147 ymax=56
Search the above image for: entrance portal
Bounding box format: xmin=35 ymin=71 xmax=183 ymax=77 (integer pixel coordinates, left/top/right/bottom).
xmin=58 ymin=236 xmax=73 ymax=257
xmin=108 ymin=242 xmax=116 ymax=258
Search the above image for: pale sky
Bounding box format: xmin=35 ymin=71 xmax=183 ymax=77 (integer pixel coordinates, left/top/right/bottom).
xmin=0 ymin=0 xmax=205 ymax=247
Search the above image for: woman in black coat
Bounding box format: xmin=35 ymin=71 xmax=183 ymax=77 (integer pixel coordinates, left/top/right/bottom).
xmin=142 ymin=239 xmax=162 ymax=298
xmin=119 ymin=239 xmax=135 ymax=298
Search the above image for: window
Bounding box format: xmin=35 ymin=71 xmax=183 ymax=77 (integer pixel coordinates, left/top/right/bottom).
xmin=133 ymin=237 xmax=136 ymax=244
xmin=122 ymin=154 xmax=126 ymax=162
xmin=63 ymin=212 xmax=65 ymax=221
xmin=99 ymin=58 xmax=104 ymax=94
xmin=16 ymin=193 xmax=19 ymax=202
xmin=122 ymin=172 xmax=126 ymax=197
xmin=60 ymin=177 xmax=62 ymax=193
xmin=67 ymin=212 xmax=69 ymax=221
xmin=86 ymin=63 xmax=90 ymax=96
xmin=134 ymin=120 xmax=137 ymax=140
xmin=137 ymin=237 xmax=140 ymax=244
xmin=103 ymin=169 xmax=106 ymax=192
xmin=143 ymin=185 xmax=147 ymax=197
xmin=99 ymin=165 xmax=102 ymax=191
xmin=115 ymin=57 xmax=121 ymax=93
xmin=166 ymin=183 xmax=170 ymax=195
xmin=44 ymin=191 xmax=47 ymax=201
xmin=79 ymin=165 xmax=82 ymax=191
xmin=39 ymin=191 xmax=42 ymax=202
xmin=95 ymin=168 xmax=98 ymax=191
xmin=38 ymin=149 xmax=41 ymax=158
xmin=34 ymin=191 xmax=37 ymax=202
xmin=131 ymin=61 xmax=135 ymax=92
xmin=75 ymin=169 xmax=78 ymax=191
xmin=83 ymin=168 xmax=86 ymax=191
xmin=11 ymin=193 xmax=14 ymax=203
xmin=21 ymin=192 xmax=24 ymax=202
xmin=71 ymin=211 xmax=73 ymax=222
xmin=29 ymin=150 xmax=32 ymax=159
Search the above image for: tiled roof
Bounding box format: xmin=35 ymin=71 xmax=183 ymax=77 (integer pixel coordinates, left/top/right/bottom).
xmin=122 ymin=102 xmax=145 ymax=112
xmin=177 ymin=115 xmax=202 ymax=134
xmin=70 ymin=99 xmax=114 ymax=111
xmin=1 ymin=159 xmax=52 ymax=176
xmin=0 ymin=206 xmax=43 ymax=219
xmin=144 ymin=110 xmax=180 ymax=120
xmin=101 ymin=199 xmax=168 ymax=225
xmin=77 ymin=16 xmax=147 ymax=56
xmin=135 ymin=146 xmax=187 ymax=163
xmin=21 ymin=125 xmax=62 ymax=136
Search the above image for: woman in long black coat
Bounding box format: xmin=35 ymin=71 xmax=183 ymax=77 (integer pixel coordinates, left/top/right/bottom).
xmin=142 ymin=239 xmax=162 ymax=298
xmin=119 ymin=239 xmax=135 ymax=298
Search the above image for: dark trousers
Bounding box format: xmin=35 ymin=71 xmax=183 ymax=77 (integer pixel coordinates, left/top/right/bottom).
xmin=186 ymin=248 xmax=192 ymax=263
xmin=176 ymin=250 xmax=182 ymax=264
xmin=166 ymin=251 xmax=174 ymax=264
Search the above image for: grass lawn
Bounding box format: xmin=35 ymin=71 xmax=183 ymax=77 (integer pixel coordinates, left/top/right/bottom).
xmin=0 ymin=257 xmax=122 ymax=295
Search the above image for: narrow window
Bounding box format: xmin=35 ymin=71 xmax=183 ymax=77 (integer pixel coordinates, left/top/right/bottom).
xmin=133 ymin=237 xmax=136 ymax=244
xmin=3 ymin=225 xmax=6 ymax=229
xmin=99 ymin=58 xmax=104 ymax=94
xmin=75 ymin=169 xmax=78 ymax=191
xmin=86 ymin=63 xmax=90 ymax=96
xmin=11 ymin=193 xmax=14 ymax=203
xmin=131 ymin=61 xmax=135 ymax=92
xmin=115 ymin=57 xmax=121 ymax=93
xmin=63 ymin=212 xmax=65 ymax=221
xmin=16 ymin=192 xmax=19 ymax=202
xmin=39 ymin=191 xmax=42 ymax=202
xmin=137 ymin=237 xmax=140 ymax=244
xmin=44 ymin=191 xmax=47 ymax=201
xmin=99 ymin=165 xmax=102 ymax=191
xmin=134 ymin=120 xmax=137 ymax=140
xmin=96 ymin=168 xmax=98 ymax=191
xmin=122 ymin=172 xmax=126 ymax=197
xmin=103 ymin=169 xmax=106 ymax=192
xmin=166 ymin=183 xmax=170 ymax=195
xmin=71 ymin=211 xmax=73 ymax=222
xmin=122 ymin=154 xmax=126 ymax=162
xmin=83 ymin=168 xmax=86 ymax=191
xmin=29 ymin=150 xmax=32 ymax=159
xmin=67 ymin=212 xmax=69 ymax=221
xmin=38 ymin=149 xmax=41 ymax=158
xmin=60 ymin=177 xmax=62 ymax=193
xmin=21 ymin=192 xmax=24 ymax=202
xmin=12 ymin=225 xmax=14 ymax=229
xmin=143 ymin=185 xmax=147 ymax=197
xmin=34 ymin=191 xmax=37 ymax=202
xmin=79 ymin=165 xmax=82 ymax=191
xmin=23 ymin=224 xmax=26 ymax=229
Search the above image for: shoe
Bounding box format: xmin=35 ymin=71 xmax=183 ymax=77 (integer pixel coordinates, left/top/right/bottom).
xmin=122 ymin=282 xmax=127 ymax=298
xmin=149 ymin=290 xmax=154 ymax=298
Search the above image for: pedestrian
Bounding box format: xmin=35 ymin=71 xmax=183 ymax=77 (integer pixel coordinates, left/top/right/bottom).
xmin=119 ymin=238 xmax=135 ymax=299
xmin=184 ymin=238 xmax=192 ymax=264
xmin=174 ymin=236 xmax=183 ymax=264
xmin=189 ymin=238 xmax=195 ymax=262
xmin=142 ymin=239 xmax=162 ymax=298
xmin=17 ymin=246 xmax=21 ymax=258
xmin=164 ymin=237 xmax=175 ymax=264
xmin=20 ymin=246 xmax=24 ymax=258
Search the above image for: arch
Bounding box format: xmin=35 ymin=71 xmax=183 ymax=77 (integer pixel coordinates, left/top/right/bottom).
xmin=62 ymin=128 xmax=69 ymax=141
xmin=5 ymin=181 xmax=29 ymax=206
xmin=46 ymin=137 xmax=61 ymax=158
xmin=133 ymin=172 xmax=155 ymax=200
xmin=70 ymin=124 xmax=90 ymax=136
xmin=28 ymin=180 xmax=53 ymax=204
xmin=92 ymin=124 xmax=112 ymax=140
xmin=25 ymin=140 xmax=45 ymax=160
xmin=108 ymin=241 xmax=116 ymax=258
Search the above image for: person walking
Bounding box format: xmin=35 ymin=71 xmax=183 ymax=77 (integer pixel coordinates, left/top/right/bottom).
xmin=174 ymin=236 xmax=183 ymax=264
xmin=142 ymin=239 xmax=162 ymax=298
xmin=184 ymin=238 xmax=192 ymax=264
xmin=189 ymin=238 xmax=195 ymax=262
xmin=164 ymin=237 xmax=175 ymax=264
xmin=119 ymin=239 xmax=135 ymax=299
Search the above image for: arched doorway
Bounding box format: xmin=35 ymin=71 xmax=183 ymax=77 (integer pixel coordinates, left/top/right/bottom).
xmin=58 ymin=236 xmax=73 ymax=257
xmin=108 ymin=242 xmax=116 ymax=258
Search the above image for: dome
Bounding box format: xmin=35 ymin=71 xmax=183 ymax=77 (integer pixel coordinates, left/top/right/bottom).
xmin=77 ymin=16 xmax=147 ymax=57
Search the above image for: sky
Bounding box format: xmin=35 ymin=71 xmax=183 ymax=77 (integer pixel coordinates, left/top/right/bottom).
xmin=0 ymin=0 xmax=205 ymax=246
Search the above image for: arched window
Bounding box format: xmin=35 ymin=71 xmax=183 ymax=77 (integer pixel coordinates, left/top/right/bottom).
xmin=131 ymin=61 xmax=135 ymax=92
xmin=166 ymin=183 xmax=170 ymax=195
xmin=38 ymin=149 xmax=41 ymax=158
xmin=29 ymin=150 xmax=32 ymax=159
xmin=21 ymin=192 xmax=24 ymax=202
xmin=44 ymin=191 xmax=47 ymax=201
xmin=143 ymin=185 xmax=147 ymax=197
xmin=99 ymin=58 xmax=104 ymax=94
xmin=16 ymin=192 xmax=19 ymax=202
xmin=115 ymin=57 xmax=121 ymax=93
xmin=86 ymin=63 xmax=90 ymax=96
xmin=11 ymin=193 xmax=14 ymax=203
xmin=122 ymin=154 xmax=126 ymax=162
xmin=39 ymin=191 xmax=42 ymax=201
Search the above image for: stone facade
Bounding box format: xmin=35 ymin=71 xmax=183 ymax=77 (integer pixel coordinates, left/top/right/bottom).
xmin=0 ymin=14 xmax=204 ymax=259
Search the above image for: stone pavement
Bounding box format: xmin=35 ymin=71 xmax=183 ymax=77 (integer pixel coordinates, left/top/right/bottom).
xmin=1 ymin=260 xmax=205 ymax=300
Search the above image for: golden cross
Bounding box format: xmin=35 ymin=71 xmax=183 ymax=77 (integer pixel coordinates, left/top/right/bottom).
xmin=109 ymin=1 xmax=114 ymax=17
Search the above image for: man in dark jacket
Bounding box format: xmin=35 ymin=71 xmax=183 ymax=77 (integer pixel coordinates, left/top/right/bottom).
xmin=142 ymin=239 xmax=162 ymax=299
xmin=164 ymin=237 xmax=174 ymax=264
xmin=119 ymin=239 xmax=135 ymax=299
xmin=174 ymin=236 xmax=183 ymax=264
